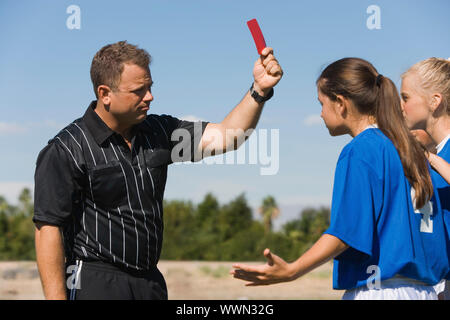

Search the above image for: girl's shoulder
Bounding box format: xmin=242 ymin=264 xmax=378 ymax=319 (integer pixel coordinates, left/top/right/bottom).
xmin=337 ymin=128 xmax=405 ymax=184
xmin=339 ymin=128 xmax=394 ymax=163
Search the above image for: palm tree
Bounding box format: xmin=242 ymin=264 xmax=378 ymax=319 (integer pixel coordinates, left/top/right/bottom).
xmin=258 ymin=196 xmax=280 ymax=234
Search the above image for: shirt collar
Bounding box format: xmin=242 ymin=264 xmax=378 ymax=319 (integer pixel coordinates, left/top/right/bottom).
xmin=436 ymin=133 xmax=450 ymax=154
xmin=82 ymin=101 xmax=154 ymax=146
xmin=363 ymin=123 xmax=378 ymax=131
xmin=82 ymin=101 xmax=116 ymax=146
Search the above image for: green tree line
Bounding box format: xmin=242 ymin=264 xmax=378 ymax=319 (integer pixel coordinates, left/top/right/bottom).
xmin=0 ymin=189 xmax=35 ymax=260
xmin=161 ymin=193 xmax=331 ymax=261
xmin=0 ymin=189 xmax=331 ymax=262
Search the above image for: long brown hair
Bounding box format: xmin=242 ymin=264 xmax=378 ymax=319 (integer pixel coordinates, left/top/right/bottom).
xmin=317 ymin=57 xmax=433 ymax=208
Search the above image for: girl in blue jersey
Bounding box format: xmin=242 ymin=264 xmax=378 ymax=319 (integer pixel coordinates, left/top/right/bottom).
xmin=401 ymin=58 xmax=450 ymax=299
xmin=231 ymin=58 xmax=450 ymax=299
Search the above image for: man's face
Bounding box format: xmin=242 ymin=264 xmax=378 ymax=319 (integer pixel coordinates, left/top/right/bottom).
xmin=109 ymin=63 xmax=153 ymax=126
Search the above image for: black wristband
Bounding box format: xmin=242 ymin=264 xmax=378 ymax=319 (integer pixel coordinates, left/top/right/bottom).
xmin=249 ymin=83 xmax=274 ymax=103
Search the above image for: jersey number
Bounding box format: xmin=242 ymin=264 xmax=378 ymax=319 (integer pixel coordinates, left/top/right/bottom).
xmin=411 ymin=188 xmax=433 ymax=233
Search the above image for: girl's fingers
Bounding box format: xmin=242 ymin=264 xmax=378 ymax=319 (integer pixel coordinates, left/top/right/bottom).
xmin=264 ymin=248 xmax=274 ymax=265
xmin=232 ymin=264 xmax=263 ymax=274
xmin=232 ymin=273 xmax=259 ymax=282
xmin=231 ymin=268 xmax=262 ymax=276
xmin=232 ymin=270 xmax=268 ymax=283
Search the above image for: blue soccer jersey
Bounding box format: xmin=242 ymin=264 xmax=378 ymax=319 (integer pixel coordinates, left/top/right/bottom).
xmin=324 ymin=128 xmax=450 ymax=290
xmin=431 ymin=136 xmax=450 ymax=279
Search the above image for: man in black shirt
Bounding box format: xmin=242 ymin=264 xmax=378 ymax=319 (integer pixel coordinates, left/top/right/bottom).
xmin=33 ymin=41 xmax=282 ymax=300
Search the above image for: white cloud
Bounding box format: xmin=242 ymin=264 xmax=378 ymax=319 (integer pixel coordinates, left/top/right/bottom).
xmin=0 ymin=120 xmax=67 ymax=136
xmin=38 ymin=120 xmax=67 ymax=130
xmin=0 ymin=122 xmax=28 ymax=135
xmin=0 ymin=181 xmax=34 ymax=204
xmin=303 ymin=114 xmax=323 ymax=127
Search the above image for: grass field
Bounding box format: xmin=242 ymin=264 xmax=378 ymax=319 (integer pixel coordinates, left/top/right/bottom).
xmin=0 ymin=260 xmax=343 ymax=300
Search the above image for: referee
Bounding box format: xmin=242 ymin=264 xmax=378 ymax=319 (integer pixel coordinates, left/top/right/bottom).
xmin=33 ymin=41 xmax=283 ymax=299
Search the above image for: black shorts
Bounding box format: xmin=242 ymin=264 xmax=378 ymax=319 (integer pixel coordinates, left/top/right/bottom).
xmin=66 ymin=260 xmax=168 ymax=300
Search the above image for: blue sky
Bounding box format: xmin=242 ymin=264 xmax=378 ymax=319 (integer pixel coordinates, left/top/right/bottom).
xmin=1 ymin=0 xmax=449 ymax=228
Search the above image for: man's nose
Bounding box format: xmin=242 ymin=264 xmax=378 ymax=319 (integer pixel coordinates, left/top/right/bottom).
xmin=143 ymin=89 xmax=153 ymax=102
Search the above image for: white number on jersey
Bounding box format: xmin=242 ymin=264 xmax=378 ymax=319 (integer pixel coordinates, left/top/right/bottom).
xmin=411 ymin=188 xmax=433 ymax=233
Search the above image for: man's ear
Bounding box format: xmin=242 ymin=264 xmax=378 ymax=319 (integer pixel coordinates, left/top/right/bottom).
xmin=98 ymin=85 xmax=112 ymax=106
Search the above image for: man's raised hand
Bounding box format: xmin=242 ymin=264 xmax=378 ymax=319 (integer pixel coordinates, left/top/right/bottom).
xmin=252 ymin=47 xmax=283 ymax=95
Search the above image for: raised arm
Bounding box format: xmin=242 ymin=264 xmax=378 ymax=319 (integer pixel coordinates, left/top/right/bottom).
xmin=199 ymin=47 xmax=283 ymax=156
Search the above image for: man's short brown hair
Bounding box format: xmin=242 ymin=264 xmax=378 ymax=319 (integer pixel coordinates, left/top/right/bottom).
xmin=90 ymin=41 xmax=151 ymax=98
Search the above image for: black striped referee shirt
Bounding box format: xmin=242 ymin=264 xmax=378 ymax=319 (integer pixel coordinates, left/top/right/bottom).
xmin=33 ymin=101 xmax=208 ymax=271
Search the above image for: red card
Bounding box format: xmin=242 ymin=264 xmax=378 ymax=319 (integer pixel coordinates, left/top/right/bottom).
xmin=247 ymin=19 xmax=266 ymax=55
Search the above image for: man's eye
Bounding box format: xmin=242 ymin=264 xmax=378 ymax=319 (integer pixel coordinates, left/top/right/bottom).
xmin=135 ymin=85 xmax=152 ymax=94
xmin=133 ymin=87 xmax=146 ymax=94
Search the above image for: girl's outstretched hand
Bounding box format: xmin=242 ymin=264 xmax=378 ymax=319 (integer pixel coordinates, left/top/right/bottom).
xmin=230 ymin=248 xmax=296 ymax=286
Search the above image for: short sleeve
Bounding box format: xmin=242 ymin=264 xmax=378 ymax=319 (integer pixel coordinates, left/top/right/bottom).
xmin=324 ymin=153 xmax=381 ymax=260
xmin=158 ymin=115 xmax=209 ymax=163
xmin=33 ymin=141 xmax=79 ymax=226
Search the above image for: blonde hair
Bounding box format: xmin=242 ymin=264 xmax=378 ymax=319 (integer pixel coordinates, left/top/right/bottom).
xmin=402 ymin=57 xmax=450 ymax=114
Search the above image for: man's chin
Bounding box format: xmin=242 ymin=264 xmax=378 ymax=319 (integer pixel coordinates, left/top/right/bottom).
xmin=124 ymin=113 xmax=148 ymax=128
xmin=136 ymin=111 xmax=149 ymax=121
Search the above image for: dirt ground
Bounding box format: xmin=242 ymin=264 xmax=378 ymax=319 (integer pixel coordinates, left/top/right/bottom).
xmin=0 ymin=260 xmax=343 ymax=300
